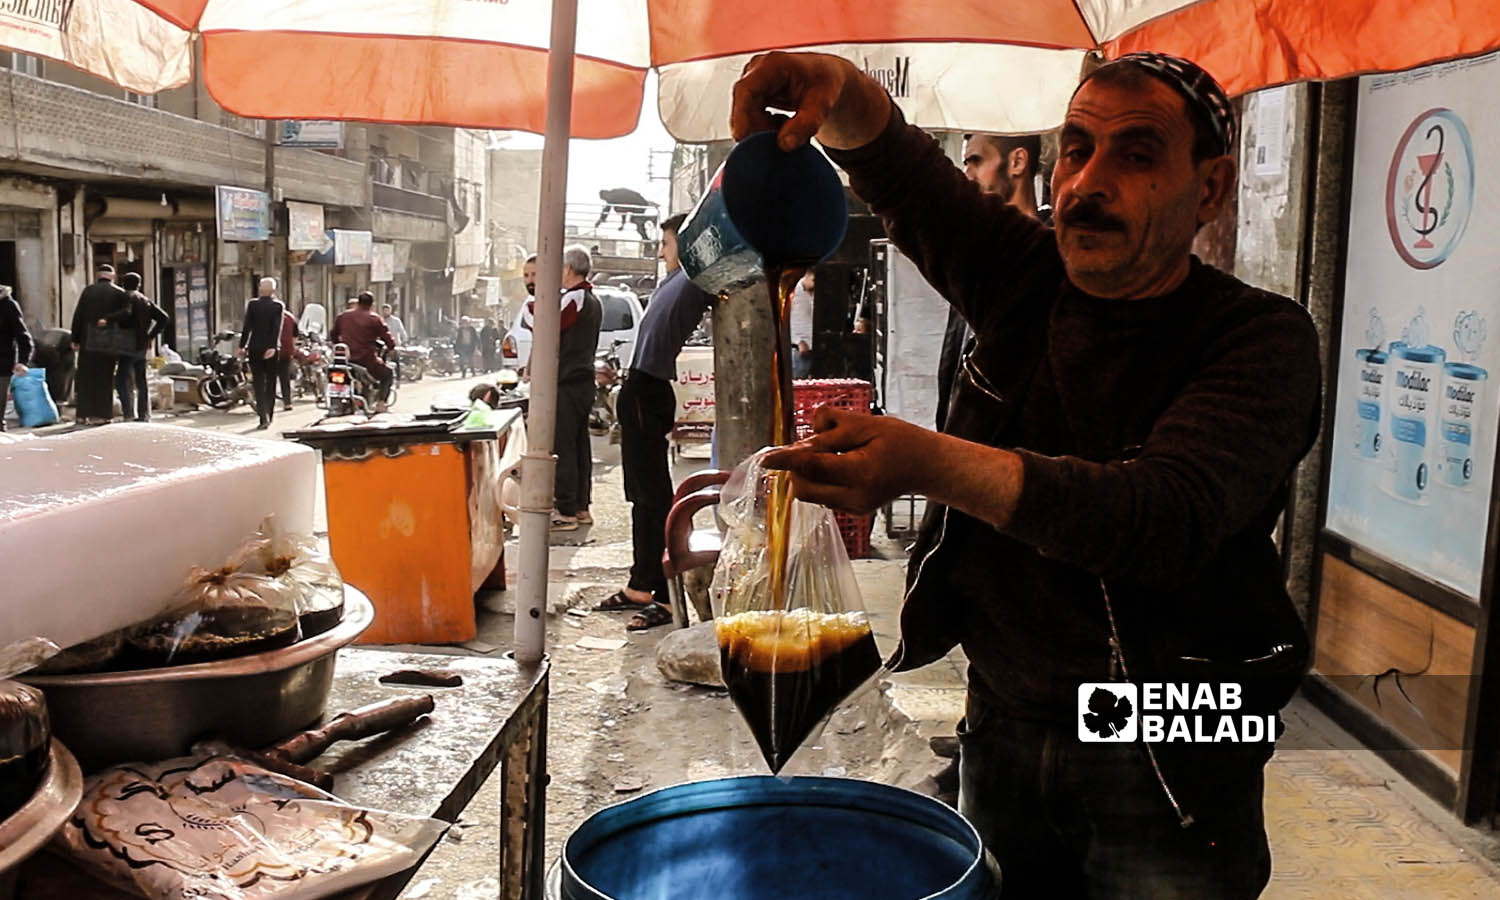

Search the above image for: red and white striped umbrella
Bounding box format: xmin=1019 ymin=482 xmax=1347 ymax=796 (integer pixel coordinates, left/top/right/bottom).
xmin=5 ymin=1 xmax=1498 ymax=138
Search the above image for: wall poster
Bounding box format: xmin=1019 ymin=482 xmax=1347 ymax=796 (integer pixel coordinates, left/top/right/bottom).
xmin=1326 ymin=52 xmax=1500 ymax=600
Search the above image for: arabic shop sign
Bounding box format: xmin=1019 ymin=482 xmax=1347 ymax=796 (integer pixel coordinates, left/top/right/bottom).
xmin=215 ymin=185 xmax=270 ymax=242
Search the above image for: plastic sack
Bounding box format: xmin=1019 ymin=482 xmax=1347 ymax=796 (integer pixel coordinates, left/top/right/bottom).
xmin=710 ymin=449 xmax=884 ymax=772
xmin=233 ymin=516 xmax=346 ymax=637
xmin=123 ymin=566 xmax=302 ymax=668
xmin=52 ymin=751 xmax=447 ymax=900
xmin=12 ymin=367 xmax=59 ymax=427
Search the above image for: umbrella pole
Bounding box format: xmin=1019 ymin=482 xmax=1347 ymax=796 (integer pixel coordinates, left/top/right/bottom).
xmin=514 ymin=0 xmax=579 ymax=669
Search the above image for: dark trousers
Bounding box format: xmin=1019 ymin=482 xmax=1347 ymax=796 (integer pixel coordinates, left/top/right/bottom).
xmin=619 ymin=373 xmax=676 ymax=601
xmin=248 ymin=354 xmax=279 ymax=425
xmin=277 ymin=357 xmax=293 ymax=406
xmin=553 ymin=376 xmax=595 ymax=516
xmin=114 ymin=355 xmax=149 ymax=422
xmin=0 ymin=374 xmax=10 ymax=430
xmin=75 ymin=349 xmax=116 ymax=421
xmin=957 ymin=693 xmax=1272 ymax=899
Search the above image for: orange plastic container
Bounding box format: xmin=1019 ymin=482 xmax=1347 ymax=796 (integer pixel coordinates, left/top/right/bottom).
xmin=291 ymin=416 xmax=512 ymax=645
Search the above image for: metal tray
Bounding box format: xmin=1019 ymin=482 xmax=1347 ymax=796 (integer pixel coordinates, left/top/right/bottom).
xmin=0 ymin=740 xmax=83 ymax=872
xmin=22 ymin=588 xmax=373 ymax=772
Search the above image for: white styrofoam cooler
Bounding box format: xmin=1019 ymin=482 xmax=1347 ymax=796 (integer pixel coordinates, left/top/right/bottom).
xmin=0 ymin=424 xmax=317 ymax=651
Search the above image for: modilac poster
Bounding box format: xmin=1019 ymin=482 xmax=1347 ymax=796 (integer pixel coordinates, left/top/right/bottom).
xmin=1326 ymin=53 xmax=1500 ymax=599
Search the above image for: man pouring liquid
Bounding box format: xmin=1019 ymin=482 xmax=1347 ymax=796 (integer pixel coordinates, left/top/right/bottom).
xmin=736 ymin=52 xmax=1320 ymax=897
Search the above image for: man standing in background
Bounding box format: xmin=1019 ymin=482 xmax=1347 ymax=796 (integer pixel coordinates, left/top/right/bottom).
xmin=596 ymin=214 xmax=714 ymax=630
xmin=382 ymin=303 xmax=408 ymax=345
xmin=935 ymin=133 xmax=1048 ymax=428
xmin=523 ymin=244 xmax=602 ymax=531
xmin=0 ymin=284 xmax=33 ymax=431
xmin=789 ymin=269 xmax=815 ymax=379
xmin=239 ymin=277 xmax=285 ymax=430
xmin=278 ymin=305 xmax=300 ymax=412
xmin=114 ymin=272 xmax=169 ymax=422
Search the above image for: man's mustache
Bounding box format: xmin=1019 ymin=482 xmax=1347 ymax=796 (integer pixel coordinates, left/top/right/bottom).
xmin=1059 ymin=201 xmax=1126 ymax=232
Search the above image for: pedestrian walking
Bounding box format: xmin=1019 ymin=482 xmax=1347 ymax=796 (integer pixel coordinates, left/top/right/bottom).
xmin=113 ymin=272 xmax=170 ymax=422
xmin=595 ymin=214 xmax=713 ymax=630
xmin=742 ymin=51 xmax=1319 ymax=897
xmin=522 ymin=245 xmax=602 ymax=530
xmin=69 ymin=263 xmax=131 ymax=425
xmin=382 ymin=304 xmax=408 ymax=345
xmin=455 ymin=317 xmax=479 ymax=377
xmin=0 ymin=284 xmax=34 ymax=431
xmin=480 ymin=317 xmax=501 ymax=372
xmin=239 ymin=277 xmax=285 ymax=430
xmin=277 ymin=306 xmax=299 ymax=411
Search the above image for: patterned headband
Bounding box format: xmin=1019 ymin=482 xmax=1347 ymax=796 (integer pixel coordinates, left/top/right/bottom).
xmin=1087 ymin=52 xmax=1237 ymax=157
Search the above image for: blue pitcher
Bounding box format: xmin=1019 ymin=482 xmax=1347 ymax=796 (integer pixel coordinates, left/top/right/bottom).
xmin=679 ymin=131 xmax=849 ymax=296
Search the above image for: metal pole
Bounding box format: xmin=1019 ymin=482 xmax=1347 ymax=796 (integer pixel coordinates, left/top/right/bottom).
xmin=514 ymin=0 xmax=578 ymax=669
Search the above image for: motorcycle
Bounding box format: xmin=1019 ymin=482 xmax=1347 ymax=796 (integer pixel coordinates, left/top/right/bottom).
xmin=325 ymin=343 xmax=398 ymax=417
xmin=590 ymin=339 xmax=626 ymax=442
xmin=396 ymin=345 xmax=429 ymax=382
xmin=293 ymin=333 xmax=329 ymax=407
xmin=428 ymin=339 xmax=459 ymax=376
xmin=196 ymin=332 xmax=257 ymax=412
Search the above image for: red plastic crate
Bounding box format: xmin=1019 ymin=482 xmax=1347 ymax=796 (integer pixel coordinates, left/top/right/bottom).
xmin=793 ymin=379 xmax=874 ymax=559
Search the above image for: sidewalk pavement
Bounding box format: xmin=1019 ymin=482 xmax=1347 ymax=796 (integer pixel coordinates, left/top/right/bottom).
xmin=851 ymin=538 xmax=1500 ymax=898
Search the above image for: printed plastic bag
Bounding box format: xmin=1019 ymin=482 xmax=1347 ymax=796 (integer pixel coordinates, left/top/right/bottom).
xmin=52 ymin=751 xmax=447 ymax=900
xmin=12 ymin=367 xmax=59 ymax=427
xmin=711 ymin=449 xmax=884 ymax=772
xmin=124 ymin=566 xmax=302 ymax=668
xmin=233 ymin=516 xmax=346 ymax=637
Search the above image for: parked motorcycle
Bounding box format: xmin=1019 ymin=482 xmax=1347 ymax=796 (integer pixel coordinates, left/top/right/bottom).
xmin=293 ymin=333 xmax=330 ymax=407
xmin=590 ymin=339 xmax=626 ymax=442
xmin=196 ymin=332 xmax=257 ymax=412
xmin=428 ymin=339 xmax=459 ymax=376
xmin=396 ymin=345 xmax=429 ymax=382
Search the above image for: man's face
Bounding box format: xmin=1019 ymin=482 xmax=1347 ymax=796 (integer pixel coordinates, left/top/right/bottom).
xmin=382 ymin=305 xmax=393 ymax=316
xmin=523 ymin=260 xmax=537 ymax=296
xmin=963 ymin=135 xmax=1012 ymax=199
xmin=1051 ymin=77 xmax=1231 ymax=298
xmin=659 ymin=231 xmax=680 ymax=272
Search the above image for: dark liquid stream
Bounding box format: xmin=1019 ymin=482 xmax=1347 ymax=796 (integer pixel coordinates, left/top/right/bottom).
xmin=765 ymin=263 xmax=810 ymax=610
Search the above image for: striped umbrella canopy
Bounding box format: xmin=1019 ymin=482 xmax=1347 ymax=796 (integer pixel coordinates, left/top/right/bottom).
xmin=7 ymin=0 xmax=1494 ymax=668
xmin=5 ymin=1 xmax=1498 ymax=138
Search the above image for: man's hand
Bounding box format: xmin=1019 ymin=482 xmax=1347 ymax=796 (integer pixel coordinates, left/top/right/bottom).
xmin=731 ymin=51 xmax=892 ymax=151
xmin=11 ymin=363 xmax=26 ymax=376
xmin=763 ymin=408 xmax=936 ymax=514
xmin=236 ymin=347 xmax=246 ymax=359
xmin=96 ymin=318 xmax=107 ymax=327
xmin=262 ymin=348 xmax=276 ymax=360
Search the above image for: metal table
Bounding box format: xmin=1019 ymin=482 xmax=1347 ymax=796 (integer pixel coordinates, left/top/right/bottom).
xmin=15 ymin=647 xmax=548 ymax=900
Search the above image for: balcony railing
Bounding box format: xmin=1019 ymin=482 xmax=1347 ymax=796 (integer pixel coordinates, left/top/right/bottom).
xmin=373 ymin=181 xmax=448 ymax=220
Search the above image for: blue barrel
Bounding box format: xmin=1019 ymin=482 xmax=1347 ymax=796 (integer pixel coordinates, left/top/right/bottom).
xmin=559 ymin=776 xmax=987 ymax=900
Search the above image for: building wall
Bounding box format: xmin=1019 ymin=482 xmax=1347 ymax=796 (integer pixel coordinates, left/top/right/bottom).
xmin=451 ymin=129 xmax=487 ymax=270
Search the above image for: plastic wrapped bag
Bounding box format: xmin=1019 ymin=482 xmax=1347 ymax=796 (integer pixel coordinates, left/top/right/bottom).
xmin=711 ymin=449 xmax=884 ymax=772
xmin=52 ymin=751 xmax=446 ymax=900
xmin=233 ymin=517 xmax=346 ymax=637
xmin=12 ymin=367 xmax=59 ymax=427
xmin=124 ymin=567 xmax=302 ymax=668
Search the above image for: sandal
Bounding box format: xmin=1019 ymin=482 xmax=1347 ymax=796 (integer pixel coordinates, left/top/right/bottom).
xmin=594 ymin=590 xmax=651 ymax=611
xmin=577 ymin=510 xmax=593 ymax=525
xmin=551 ymin=513 xmax=579 ymax=532
xmin=627 ymin=603 xmax=674 ymax=631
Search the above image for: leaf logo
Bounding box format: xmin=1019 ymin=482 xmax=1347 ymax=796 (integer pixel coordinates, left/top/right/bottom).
xmin=1077 ymin=683 xmax=1138 ymax=742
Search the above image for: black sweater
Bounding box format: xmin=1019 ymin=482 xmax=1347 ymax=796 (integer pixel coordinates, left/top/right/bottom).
xmin=828 ymin=107 xmax=1323 ymax=723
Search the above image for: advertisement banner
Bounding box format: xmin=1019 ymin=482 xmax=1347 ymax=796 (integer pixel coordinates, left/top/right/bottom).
xmin=188 ymin=265 xmax=210 ymax=355
xmin=287 ymin=201 xmax=326 ymax=251
xmin=278 ymin=121 xmax=344 ymax=149
xmin=370 ymin=243 xmax=395 ymax=283
xmin=215 ymin=185 xmax=270 ymax=242
xmin=333 ymin=229 xmax=373 ymax=266
xmin=673 ymin=347 xmax=716 ymax=424
xmin=1325 ymin=52 xmax=1500 ymax=599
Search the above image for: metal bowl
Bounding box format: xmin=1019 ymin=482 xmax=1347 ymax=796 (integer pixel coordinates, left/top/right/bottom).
xmin=0 ymin=740 xmax=84 ymax=873
xmin=22 ymin=588 xmax=373 ymax=772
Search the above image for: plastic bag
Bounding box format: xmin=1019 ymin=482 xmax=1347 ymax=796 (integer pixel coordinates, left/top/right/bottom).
xmin=12 ymin=367 xmax=59 ymax=427
xmin=233 ymin=516 xmax=346 ymax=637
xmin=52 ymin=751 xmax=447 ymax=900
xmin=711 ymin=449 xmax=884 ymax=772
xmin=124 ymin=566 xmax=302 ymax=668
